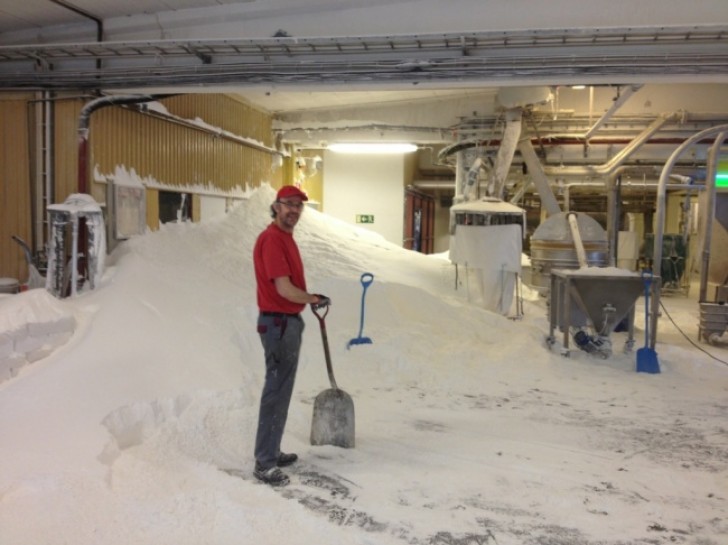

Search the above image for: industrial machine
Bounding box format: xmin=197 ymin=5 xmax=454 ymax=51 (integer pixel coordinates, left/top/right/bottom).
xmin=529 ymin=212 xmax=609 ymax=294
xmin=546 ymin=268 xmax=647 ymax=358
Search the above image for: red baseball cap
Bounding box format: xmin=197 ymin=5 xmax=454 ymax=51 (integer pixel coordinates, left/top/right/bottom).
xmin=276 ymin=185 xmax=309 ymax=201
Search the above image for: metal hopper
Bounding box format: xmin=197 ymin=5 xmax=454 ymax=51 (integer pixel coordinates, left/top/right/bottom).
xmin=547 ymin=268 xmax=646 ymax=357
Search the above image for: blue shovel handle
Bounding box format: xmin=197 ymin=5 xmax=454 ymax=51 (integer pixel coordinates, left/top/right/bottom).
xmin=641 ymin=270 xmax=652 ymax=347
xmin=357 ymin=273 xmax=374 ymax=337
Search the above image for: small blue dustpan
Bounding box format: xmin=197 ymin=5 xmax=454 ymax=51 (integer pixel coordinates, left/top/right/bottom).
xmin=347 ymin=273 xmax=374 ymax=349
xmin=636 ymin=271 xmax=660 ymax=374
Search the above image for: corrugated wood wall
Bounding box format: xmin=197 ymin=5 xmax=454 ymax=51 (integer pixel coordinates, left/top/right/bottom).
xmin=0 ymin=93 xmax=280 ymax=279
xmin=89 ymin=95 xmax=278 ymax=227
xmin=54 ymin=98 xmax=83 ymax=204
xmin=0 ymin=96 xmax=32 ymax=282
xmin=146 ymin=188 xmax=160 ymax=229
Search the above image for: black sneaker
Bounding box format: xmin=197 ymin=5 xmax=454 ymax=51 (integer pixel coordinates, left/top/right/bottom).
xmin=254 ymin=464 xmax=290 ymax=487
xmin=277 ymin=452 xmax=298 ymax=467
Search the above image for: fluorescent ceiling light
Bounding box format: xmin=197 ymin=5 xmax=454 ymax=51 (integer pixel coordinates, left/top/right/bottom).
xmin=328 ymin=143 xmax=417 ymax=154
xmin=570 ymin=84 xmax=586 ymax=90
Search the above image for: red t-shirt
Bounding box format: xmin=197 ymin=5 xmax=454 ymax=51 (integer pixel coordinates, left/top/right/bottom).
xmin=253 ymin=223 xmax=307 ymax=314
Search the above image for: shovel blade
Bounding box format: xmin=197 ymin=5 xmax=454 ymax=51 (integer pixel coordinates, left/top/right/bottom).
xmin=346 ymin=337 xmax=372 ymax=349
xmin=310 ymin=388 xmax=355 ymax=448
xmin=636 ymin=347 xmax=661 ymax=374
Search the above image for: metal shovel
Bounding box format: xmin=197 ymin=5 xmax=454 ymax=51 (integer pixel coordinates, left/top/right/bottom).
xmin=636 ymin=271 xmax=661 ymax=374
xmin=310 ymin=304 xmax=355 ymax=448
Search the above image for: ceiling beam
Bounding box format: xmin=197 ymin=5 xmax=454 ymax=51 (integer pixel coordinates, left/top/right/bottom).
xmin=1 ymin=26 xmax=726 ymax=91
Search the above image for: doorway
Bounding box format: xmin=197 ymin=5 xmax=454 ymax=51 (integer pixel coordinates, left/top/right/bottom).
xmin=404 ymin=188 xmax=435 ymax=254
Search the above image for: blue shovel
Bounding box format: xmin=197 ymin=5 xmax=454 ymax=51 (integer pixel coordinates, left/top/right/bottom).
xmin=347 ymin=272 xmax=374 ymax=349
xmin=636 ymin=270 xmax=660 ymax=374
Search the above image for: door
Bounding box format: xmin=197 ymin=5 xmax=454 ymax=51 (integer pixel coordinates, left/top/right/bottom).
xmin=404 ymin=188 xmax=435 ymax=253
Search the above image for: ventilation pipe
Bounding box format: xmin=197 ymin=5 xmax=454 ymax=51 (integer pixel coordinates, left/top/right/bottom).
xmin=77 ymin=94 xmax=169 ymax=194
xmin=583 ymin=85 xmax=643 ymax=142
xmin=489 ymin=108 xmax=522 ymax=199
xmin=464 ymin=157 xmax=483 ymax=201
xmin=567 ymin=212 xmax=589 ymax=268
xmin=454 ymin=146 xmax=478 ymax=205
xmin=517 ymin=139 xmax=561 ymax=217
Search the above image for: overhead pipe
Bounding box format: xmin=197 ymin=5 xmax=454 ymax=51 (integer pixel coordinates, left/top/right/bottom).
xmin=49 ymin=0 xmax=103 ymax=71
xmin=510 ymin=113 xmax=676 ymax=227
xmin=543 ymin=113 xmax=677 ymax=178
xmin=77 ymin=95 xmax=166 ymax=194
xmin=125 ymin=103 xmax=285 ymax=157
xmin=651 ymin=124 xmax=728 ymax=349
xmin=583 ymin=85 xmax=643 ymax=142
xmin=413 ymin=178 xmax=699 ymax=193
xmin=78 ymin=94 xmax=285 ymax=194
xmin=605 ymin=166 xmax=705 ymax=266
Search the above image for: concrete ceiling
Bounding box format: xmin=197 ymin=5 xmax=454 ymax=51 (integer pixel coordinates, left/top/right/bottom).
xmin=1 ymin=0 xmax=727 ymax=161
xmin=1 ymin=1 xmax=727 ymax=115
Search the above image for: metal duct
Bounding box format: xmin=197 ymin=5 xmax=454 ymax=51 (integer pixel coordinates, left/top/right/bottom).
xmin=583 ymin=85 xmax=643 ymax=141
xmin=517 ymin=139 xmax=561 ymax=217
xmin=567 ymin=212 xmax=589 ymax=268
xmin=464 ymin=157 xmax=483 ymax=201
xmin=489 ymin=108 xmax=522 ymax=199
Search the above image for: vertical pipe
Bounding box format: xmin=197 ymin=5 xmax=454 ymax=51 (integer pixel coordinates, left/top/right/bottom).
xmin=652 ymin=124 xmax=728 ymax=348
xmin=606 ymin=170 xmax=626 ymax=267
xmin=588 ymin=85 xmax=594 ymax=127
xmin=699 ymin=132 xmax=727 ymax=303
xmin=70 ymin=214 xmax=78 ymax=297
xmin=490 ymin=108 xmax=522 ymax=199
xmin=48 ymin=0 xmax=103 ymax=71
xmin=567 ymin=212 xmax=588 ymax=268
xmin=44 ymin=94 xmax=53 ymax=248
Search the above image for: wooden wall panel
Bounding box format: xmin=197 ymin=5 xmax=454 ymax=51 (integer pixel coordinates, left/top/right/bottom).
xmin=89 ymin=95 xmax=274 ymax=202
xmin=53 ymin=98 xmax=83 ymax=204
xmin=1 ymin=93 xmax=277 ymax=280
xmin=146 ymin=188 xmax=160 ymax=231
xmin=164 ymin=94 xmax=273 ymax=147
xmin=0 ymin=97 xmax=32 ymax=281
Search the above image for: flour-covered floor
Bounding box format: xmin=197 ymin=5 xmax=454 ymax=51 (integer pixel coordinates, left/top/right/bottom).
xmin=1 ymin=185 xmax=726 ymax=545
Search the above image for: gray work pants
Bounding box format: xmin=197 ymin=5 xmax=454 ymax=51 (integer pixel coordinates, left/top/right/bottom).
xmin=254 ymin=313 xmax=304 ymax=469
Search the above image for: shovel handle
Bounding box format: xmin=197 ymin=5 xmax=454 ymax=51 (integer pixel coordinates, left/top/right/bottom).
xmin=311 ymin=302 xmax=330 ymax=321
xmin=360 ymin=272 xmax=374 ymax=290
xmin=641 ymin=269 xmax=653 ymax=347
xmin=311 ymin=304 xmax=338 ymax=390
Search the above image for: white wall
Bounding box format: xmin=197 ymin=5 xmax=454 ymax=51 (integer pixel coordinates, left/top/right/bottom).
xmin=322 ymin=151 xmax=405 ymax=246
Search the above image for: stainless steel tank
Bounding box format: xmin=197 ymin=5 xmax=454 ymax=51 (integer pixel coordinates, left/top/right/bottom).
xmin=529 ymin=212 xmax=608 ymax=292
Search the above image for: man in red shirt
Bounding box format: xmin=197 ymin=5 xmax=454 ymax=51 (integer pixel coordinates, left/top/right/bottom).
xmin=252 ymin=185 xmax=330 ymax=486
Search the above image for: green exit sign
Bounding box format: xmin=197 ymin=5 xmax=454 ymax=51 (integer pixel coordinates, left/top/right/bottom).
xmin=356 ymin=214 xmax=375 ymax=224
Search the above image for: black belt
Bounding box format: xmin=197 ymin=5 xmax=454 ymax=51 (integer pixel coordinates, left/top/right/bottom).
xmin=260 ymin=311 xmax=300 ymax=318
